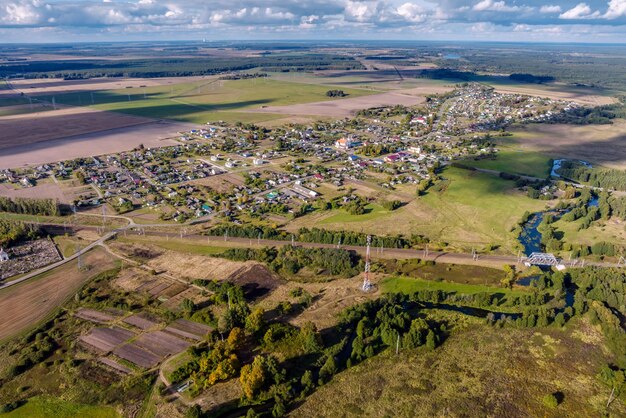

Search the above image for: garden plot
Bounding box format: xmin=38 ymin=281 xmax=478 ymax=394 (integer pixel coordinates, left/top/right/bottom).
xmin=133 ymin=331 xmax=191 ymax=357
xmin=79 ymin=326 xmax=136 ymax=354
xmin=97 ymin=357 xmax=132 ymax=375
xmin=113 ymin=343 xmax=161 ymax=369
xmin=75 ymin=308 xmax=118 ymax=324
xmin=164 ymin=319 xmax=212 ymax=341
xmin=123 ymin=313 xmax=160 ymax=330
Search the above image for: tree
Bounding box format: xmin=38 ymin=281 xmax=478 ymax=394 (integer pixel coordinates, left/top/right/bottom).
xmin=227 ymin=327 xmax=245 ymax=351
xmin=245 ymin=307 xmax=265 ymax=334
xmin=425 ymin=330 xmax=436 ymax=350
xmin=240 ymin=357 xmax=266 ymax=399
xmin=318 ymin=355 xmax=337 ymax=384
xmin=301 ymin=370 xmax=315 ymax=394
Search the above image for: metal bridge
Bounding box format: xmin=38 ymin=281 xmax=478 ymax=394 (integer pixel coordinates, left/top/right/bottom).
xmin=524 ymin=252 xmax=560 ymax=266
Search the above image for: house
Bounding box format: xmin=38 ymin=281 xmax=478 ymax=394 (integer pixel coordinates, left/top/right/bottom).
xmin=335 ymin=137 xmax=353 ymax=150
xmin=0 ymin=248 xmax=9 ymax=262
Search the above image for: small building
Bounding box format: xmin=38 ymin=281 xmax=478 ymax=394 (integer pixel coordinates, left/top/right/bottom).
xmin=0 ymin=248 xmax=9 ymax=262
xmin=335 ymin=137 xmax=354 ymax=150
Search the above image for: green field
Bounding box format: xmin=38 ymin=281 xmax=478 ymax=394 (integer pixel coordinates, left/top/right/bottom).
xmin=289 ymin=166 xmax=547 ymax=253
xmin=39 ymin=77 xmax=375 ymax=124
xmin=0 ymin=396 xmax=119 ymax=418
xmin=380 ymin=276 xmax=527 ymax=298
xmin=462 ymin=145 xmax=552 ymax=178
xmin=320 ymin=203 xmax=391 ymax=224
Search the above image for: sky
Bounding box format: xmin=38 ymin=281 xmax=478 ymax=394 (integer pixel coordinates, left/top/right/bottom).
xmin=0 ymin=0 xmax=626 ymax=43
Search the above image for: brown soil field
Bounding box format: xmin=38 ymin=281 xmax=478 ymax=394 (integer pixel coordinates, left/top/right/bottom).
xmin=113 ymin=342 xmax=161 ymax=368
xmin=75 ymin=308 xmax=118 ymax=324
xmin=0 ymin=182 xmax=68 ymax=202
xmin=0 ymin=117 xmax=189 ymax=169
xmin=0 ymin=106 xmax=152 ymax=149
xmin=0 ymin=247 xmax=116 ymax=341
xmin=134 ymin=330 xmax=191 ymax=357
xmin=249 ymin=87 xmax=446 ymax=118
xmin=123 ymin=313 xmax=160 ymax=330
xmin=164 ymin=319 xmax=212 ymax=341
xmin=511 ymin=120 xmax=626 ymax=169
xmin=493 ymin=84 xmax=617 ymax=106
xmin=2 ymin=76 xmax=213 ymax=97
xmin=193 ymin=172 xmax=244 ymax=193
xmin=80 ymin=326 xmax=136 ymax=353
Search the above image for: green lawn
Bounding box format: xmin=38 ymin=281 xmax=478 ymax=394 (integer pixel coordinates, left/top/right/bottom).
xmin=38 ymin=77 xmax=375 ymax=123
xmin=1 ymin=396 xmax=119 ymax=418
xmin=461 ymin=146 xmax=552 ymax=178
xmin=380 ymin=276 xmax=527 ymax=298
xmin=320 ymin=203 xmax=391 ymax=224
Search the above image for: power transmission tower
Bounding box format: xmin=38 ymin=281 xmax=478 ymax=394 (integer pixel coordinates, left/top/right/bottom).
xmin=362 ymin=235 xmax=372 ymax=292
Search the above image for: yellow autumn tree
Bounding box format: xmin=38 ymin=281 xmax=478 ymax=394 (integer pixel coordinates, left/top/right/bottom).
xmin=239 ymin=356 xmax=267 ymax=399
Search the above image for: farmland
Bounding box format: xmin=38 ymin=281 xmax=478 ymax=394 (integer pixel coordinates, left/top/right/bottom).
xmin=36 ymin=77 xmax=376 ymax=124
xmin=509 ymin=121 xmax=626 ymax=170
xmin=0 ymin=247 xmax=117 ymax=342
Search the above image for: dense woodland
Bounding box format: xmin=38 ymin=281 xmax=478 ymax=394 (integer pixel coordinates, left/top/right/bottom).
xmin=0 ymin=55 xmax=363 ymax=79
xmin=557 ymin=161 xmax=626 ymax=192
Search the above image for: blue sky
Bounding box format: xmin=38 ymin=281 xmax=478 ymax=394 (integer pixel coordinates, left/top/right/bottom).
xmin=0 ymin=0 xmax=625 ymax=43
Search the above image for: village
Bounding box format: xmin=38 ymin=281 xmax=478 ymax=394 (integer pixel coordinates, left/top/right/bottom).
xmin=0 ymin=83 xmax=580 ymax=228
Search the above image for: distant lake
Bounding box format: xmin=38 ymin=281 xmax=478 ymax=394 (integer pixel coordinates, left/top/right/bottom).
xmin=443 ymin=53 xmax=461 ymax=59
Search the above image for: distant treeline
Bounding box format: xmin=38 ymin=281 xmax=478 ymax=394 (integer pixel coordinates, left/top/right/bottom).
xmin=509 ymin=73 xmax=555 ymax=84
xmin=0 ymin=197 xmax=60 ymax=216
xmin=557 ymin=161 xmax=626 ymax=191
xmin=1 ymin=55 xmax=363 ymax=79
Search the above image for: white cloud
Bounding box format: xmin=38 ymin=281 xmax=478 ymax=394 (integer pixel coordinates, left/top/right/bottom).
xmin=539 ymin=5 xmax=561 ymax=14
xmin=473 ymin=0 xmax=519 ymax=12
xmin=559 ymin=3 xmax=600 ymax=19
xmin=396 ymin=3 xmax=426 ymax=23
xmin=604 ymin=0 xmax=626 ymax=19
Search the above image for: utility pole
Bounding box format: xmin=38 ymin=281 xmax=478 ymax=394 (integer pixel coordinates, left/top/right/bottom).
xmin=362 ymin=235 xmax=372 ymax=292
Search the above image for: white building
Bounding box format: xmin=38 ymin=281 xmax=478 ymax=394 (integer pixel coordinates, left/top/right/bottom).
xmin=0 ymin=248 xmax=9 ymax=262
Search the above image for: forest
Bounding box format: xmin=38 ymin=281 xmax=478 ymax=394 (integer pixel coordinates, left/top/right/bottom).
xmin=0 ymin=54 xmax=363 ymax=79
xmin=557 ymin=161 xmax=626 ymax=192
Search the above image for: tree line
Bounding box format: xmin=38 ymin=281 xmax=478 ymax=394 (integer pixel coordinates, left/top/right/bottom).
xmin=0 ymin=196 xmax=60 ymax=216
xmin=204 ymin=224 xmax=430 ymax=249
